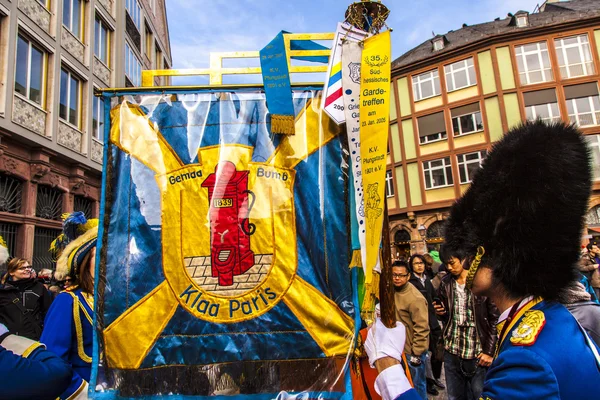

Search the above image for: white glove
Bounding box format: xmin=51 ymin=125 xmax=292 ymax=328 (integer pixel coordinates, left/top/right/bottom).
xmin=374 ymin=364 xmax=412 ymax=400
xmin=0 ymin=323 xmax=8 ymax=337
xmin=364 ymin=318 xmax=406 ymax=368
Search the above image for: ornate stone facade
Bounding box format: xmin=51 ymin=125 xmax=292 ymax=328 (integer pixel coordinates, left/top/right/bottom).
xmin=12 ymin=95 xmax=46 ymax=136
xmin=61 ymin=27 xmax=85 ymax=64
xmin=93 ymin=57 xmax=111 ymax=87
xmin=17 ymin=0 xmax=51 ymax=34
xmin=91 ymin=139 xmax=103 ymax=163
xmin=58 ymin=121 xmax=82 ymax=153
xmin=96 ymin=0 xmax=114 ymax=17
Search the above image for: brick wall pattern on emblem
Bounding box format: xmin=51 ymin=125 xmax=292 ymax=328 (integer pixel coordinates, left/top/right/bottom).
xmin=185 ymin=254 xmax=274 ymax=297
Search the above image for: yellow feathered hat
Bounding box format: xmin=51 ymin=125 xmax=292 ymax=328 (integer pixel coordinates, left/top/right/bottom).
xmin=50 ymin=212 xmax=99 ymax=281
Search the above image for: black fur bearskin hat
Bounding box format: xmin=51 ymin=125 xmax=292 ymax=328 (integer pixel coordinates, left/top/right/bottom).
xmin=443 ymin=121 xmax=592 ymax=301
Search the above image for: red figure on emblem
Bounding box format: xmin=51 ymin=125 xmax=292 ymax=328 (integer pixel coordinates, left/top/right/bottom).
xmin=201 ymin=161 xmax=256 ymax=286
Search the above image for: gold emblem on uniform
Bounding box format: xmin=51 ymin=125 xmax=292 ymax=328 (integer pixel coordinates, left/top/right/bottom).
xmin=510 ymin=310 xmax=546 ymax=346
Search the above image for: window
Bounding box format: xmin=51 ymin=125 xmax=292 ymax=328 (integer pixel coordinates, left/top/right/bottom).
xmin=0 ymin=174 xmax=23 ymax=214
xmin=0 ymin=223 xmax=18 ymax=258
xmin=412 ymin=69 xmax=440 ymax=101
xmin=524 ymin=89 xmax=560 ymax=124
xmin=385 ymin=170 xmax=394 ymax=198
xmin=126 ymin=0 xmax=141 ymax=29
xmin=36 ymin=186 xmax=63 ymax=220
xmin=565 ymin=83 xmax=600 ymax=127
xmin=155 ymin=44 xmax=162 ymax=69
xmin=457 ymin=151 xmax=487 ymax=184
xmin=418 ymin=112 xmax=447 ymax=144
xmin=94 ymin=16 xmax=110 ymax=64
xmin=516 ymin=16 xmax=528 ymax=27
xmin=33 ymin=227 xmax=62 ymax=270
xmin=145 ymin=26 xmax=153 ymax=59
xmin=423 ymin=157 xmax=453 ymax=189
xmin=63 ymin=0 xmax=84 ymax=39
xmin=74 ymin=195 xmax=93 ymax=217
xmin=15 ymin=34 xmax=46 ymax=106
xmin=444 ymin=58 xmax=476 ymax=92
xmin=36 ymin=0 xmax=49 ymax=8
xmin=92 ymin=95 xmax=105 ymax=142
xmin=125 ymin=43 xmax=142 ymax=86
xmin=433 ymin=37 xmax=444 ymax=51
xmin=555 ymin=34 xmax=595 ymax=79
xmin=59 ymin=68 xmax=82 ymax=128
xmin=451 ymin=103 xmax=483 ymax=136
xmin=515 ymin=41 xmax=553 ymax=85
xmin=585 ymin=135 xmax=600 ymax=180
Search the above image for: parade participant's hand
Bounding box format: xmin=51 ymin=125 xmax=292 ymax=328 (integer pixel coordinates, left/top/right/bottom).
xmin=433 ymin=301 xmax=446 ymax=316
xmin=364 ymin=318 xmax=407 ymax=367
xmin=477 ymin=353 xmax=493 ymax=367
xmin=594 ymin=264 xmax=599 ymax=269
xmin=409 ymin=355 xmax=422 ymax=367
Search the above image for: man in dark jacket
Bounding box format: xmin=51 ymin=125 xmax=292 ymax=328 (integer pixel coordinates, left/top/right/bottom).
xmin=434 ymin=249 xmax=499 ymax=400
xmin=408 ymin=254 xmax=444 ymax=395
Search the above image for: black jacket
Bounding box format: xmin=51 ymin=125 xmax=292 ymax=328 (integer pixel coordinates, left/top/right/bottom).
xmin=437 ymin=274 xmax=500 ymax=357
xmin=0 ymin=279 xmax=53 ymax=340
xmin=409 ymin=273 xmax=442 ymax=342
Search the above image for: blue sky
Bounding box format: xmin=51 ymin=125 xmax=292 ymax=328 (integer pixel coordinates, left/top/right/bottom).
xmin=166 ymin=0 xmax=541 ymax=85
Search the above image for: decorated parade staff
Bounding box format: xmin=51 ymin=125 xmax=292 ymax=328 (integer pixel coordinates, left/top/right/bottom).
xmin=41 ymin=212 xmax=98 ymax=399
xmin=441 ymin=121 xmax=600 ymax=398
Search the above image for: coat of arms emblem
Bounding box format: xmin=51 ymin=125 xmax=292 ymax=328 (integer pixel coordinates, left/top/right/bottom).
xmin=348 ymin=62 xmax=361 ymax=84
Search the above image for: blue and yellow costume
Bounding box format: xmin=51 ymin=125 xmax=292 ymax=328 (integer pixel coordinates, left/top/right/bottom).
xmin=481 ymin=298 xmax=600 ymax=399
xmin=41 ymin=288 xmax=94 ymax=399
xmin=40 ymin=212 xmax=98 ymax=400
xmin=439 ymin=122 xmax=600 ymax=400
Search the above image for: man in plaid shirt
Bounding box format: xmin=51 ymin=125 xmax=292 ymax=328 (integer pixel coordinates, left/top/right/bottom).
xmin=434 ymin=249 xmax=499 ymax=400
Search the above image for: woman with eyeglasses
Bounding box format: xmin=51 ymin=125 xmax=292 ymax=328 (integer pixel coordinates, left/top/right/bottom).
xmin=0 ymin=258 xmax=53 ymax=340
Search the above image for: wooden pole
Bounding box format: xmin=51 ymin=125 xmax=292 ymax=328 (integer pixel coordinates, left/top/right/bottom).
xmin=379 ymin=201 xmax=395 ymax=328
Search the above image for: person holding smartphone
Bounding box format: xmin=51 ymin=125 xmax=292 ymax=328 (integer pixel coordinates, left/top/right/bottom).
xmin=434 ymin=250 xmax=499 ymax=400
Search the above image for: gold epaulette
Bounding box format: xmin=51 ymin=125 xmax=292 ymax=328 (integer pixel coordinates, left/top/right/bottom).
xmin=510 ymin=310 xmax=546 ymax=346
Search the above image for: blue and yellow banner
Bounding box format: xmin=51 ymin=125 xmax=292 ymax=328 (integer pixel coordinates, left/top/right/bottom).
xmin=91 ymin=90 xmax=356 ymax=399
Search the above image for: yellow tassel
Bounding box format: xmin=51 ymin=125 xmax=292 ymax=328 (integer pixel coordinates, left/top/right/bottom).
xmin=466 ymin=246 xmax=485 ymax=290
xmin=361 ymin=271 xmax=380 ymax=325
xmin=349 ymin=249 xmax=362 ymax=270
xmin=0 ymin=236 xmax=6 ymax=248
xmin=271 ymin=114 xmax=296 ymax=135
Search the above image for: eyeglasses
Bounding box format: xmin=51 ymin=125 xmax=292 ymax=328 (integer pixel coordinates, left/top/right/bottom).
xmin=17 ymin=266 xmax=32 ymax=271
xmin=412 ymin=261 xmax=425 ymax=266
xmin=392 ymin=273 xmax=410 ymax=279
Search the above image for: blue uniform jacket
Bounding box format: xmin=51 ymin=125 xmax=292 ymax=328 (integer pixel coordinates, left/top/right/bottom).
xmin=0 ymin=341 xmax=72 ymax=399
xmin=41 ymin=288 xmax=93 ymax=399
xmin=480 ymin=301 xmax=600 ymax=399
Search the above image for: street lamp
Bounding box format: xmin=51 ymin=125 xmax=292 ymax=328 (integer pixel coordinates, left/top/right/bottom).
xmin=418 ymin=224 xmax=427 ymax=253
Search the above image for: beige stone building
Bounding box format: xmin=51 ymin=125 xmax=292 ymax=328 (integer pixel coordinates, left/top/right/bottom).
xmin=0 ymin=0 xmax=171 ymax=268
xmin=386 ymin=0 xmax=600 ymax=259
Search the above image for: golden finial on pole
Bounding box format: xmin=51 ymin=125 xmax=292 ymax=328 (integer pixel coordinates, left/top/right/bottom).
xmin=345 ymin=0 xmax=390 ymax=34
